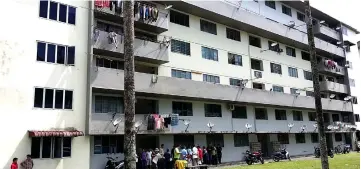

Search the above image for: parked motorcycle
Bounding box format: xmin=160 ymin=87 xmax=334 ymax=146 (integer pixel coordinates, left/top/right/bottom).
xmin=314 ymin=147 xmax=334 ymax=158
xmin=273 ymin=148 xmax=291 ymax=162
xmin=105 ymin=155 xmax=124 ymax=169
xmin=334 ymin=144 xmax=343 ymax=154
xmin=244 ymin=150 xmax=264 ymax=165
xmin=343 ymin=144 xmax=351 ymax=154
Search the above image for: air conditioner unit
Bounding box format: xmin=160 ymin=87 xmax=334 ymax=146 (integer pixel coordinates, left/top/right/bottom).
xmin=227 ymin=104 xmax=235 ymax=111
xmin=254 ymin=71 xmax=263 ymax=78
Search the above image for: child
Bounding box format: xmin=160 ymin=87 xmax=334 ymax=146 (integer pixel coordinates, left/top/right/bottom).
xmin=11 ymin=158 xmax=18 ymax=169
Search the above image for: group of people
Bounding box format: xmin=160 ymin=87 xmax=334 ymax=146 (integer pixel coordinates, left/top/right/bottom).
xmin=136 ymin=144 xmax=223 ymax=169
xmin=10 ymin=155 xmax=34 ymax=169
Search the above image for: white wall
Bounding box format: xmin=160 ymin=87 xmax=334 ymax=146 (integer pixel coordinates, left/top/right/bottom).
xmin=0 ymin=0 xmax=90 ymax=169
xmin=159 ymin=8 xmax=315 ymax=95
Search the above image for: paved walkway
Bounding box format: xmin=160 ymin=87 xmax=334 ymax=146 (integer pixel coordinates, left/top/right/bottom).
xmin=208 ymin=155 xmax=316 ymax=169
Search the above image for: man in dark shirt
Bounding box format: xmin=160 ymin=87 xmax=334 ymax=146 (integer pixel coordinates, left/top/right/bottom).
xmin=164 ymin=149 xmax=171 ymax=169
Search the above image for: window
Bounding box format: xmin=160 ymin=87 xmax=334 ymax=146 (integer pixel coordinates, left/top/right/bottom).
xmin=308 ymin=112 xmax=317 ymax=121
xmin=286 ymin=46 xmax=296 ymax=57
xmin=270 ymin=63 xmax=282 ymax=74
xmin=275 ymin=109 xmax=287 ymax=120
xmin=282 ymin=5 xmax=292 ymax=16
xmin=34 ymin=88 xmax=73 ymax=110
xmin=251 ymin=59 xmax=263 ymax=71
xmin=173 ymin=101 xmax=193 ymax=116
xmin=96 ymin=58 xmax=124 ymax=69
xmin=94 ymin=135 xmax=124 ymax=154
xmin=230 ymin=78 xmax=241 ymax=86
xmin=204 ymin=104 xmax=222 ymax=117
xmin=171 ymin=40 xmax=191 ymax=55
xmin=37 ymin=42 xmax=75 ymax=65
xmin=301 ymin=51 xmax=310 ymax=61
xmin=31 ymin=137 xmax=72 ymax=158
xmin=174 ymin=135 xmax=194 ymax=146
xmin=304 ymin=70 xmax=313 ymax=81
xmin=288 ymin=67 xmax=298 ymax=78
xmin=272 ymin=85 xmax=284 ymax=93
xmin=297 ymin=12 xmax=305 ymax=22
xmin=206 ymin=134 xmax=224 ymax=147
xmin=228 ymin=53 xmax=242 ymax=66
xmin=253 ymin=83 xmax=265 ymax=90
xmin=355 ymin=114 xmax=360 ymax=122
xmin=290 ymin=88 xmax=298 ymax=95
xmin=332 ymin=114 xmax=340 ymax=122
xmin=255 ymin=108 xmax=268 ymax=120
xmin=249 ymin=36 xmax=261 ymax=48
xmin=171 ymin=69 xmax=192 ymax=79
xmin=234 ymin=134 xmax=249 ymax=147
xmin=202 ymin=47 xmax=218 ymax=61
xmin=200 ymin=19 xmax=217 ymax=35
xmin=265 ymin=1 xmax=276 ymax=9
xmin=335 ymin=133 xmax=343 ymax=142
xmin=277 ymin=134 xmax=289 ymax=144
xmin=295 ymin=133 xmax=306 ymax=143
xmin=306 ymin=91 xmax=314 ymax=97
xmin=203 ymin=74 xmax=220 ymax=84
xmin=170 ymin=10 xmax=189 ymax=27
xmin=349 ymin=78 xmax=355 ymax=87
xmin=226 ymin=28 xmax=241 ymax=41
xmin=293 ymin=110 xmax=303 ymax=121
xmin=268 ymin=41 xmax=280 ymax=52
xmin=94 ymin=95 xmax=123 ymax=114
xmin=311 ymin=133 xmax=319 ymax=143
xmin=232 ymin=106 xmax=247 ymax=119
xmin=39 ymin=1 xmax=76 ymax=25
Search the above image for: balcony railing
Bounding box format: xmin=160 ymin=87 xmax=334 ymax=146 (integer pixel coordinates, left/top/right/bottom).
xmin=320 ymin=81 xmax=348 ymax=94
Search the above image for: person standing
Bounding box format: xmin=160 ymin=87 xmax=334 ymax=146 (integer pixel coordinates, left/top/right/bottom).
xmin=181 ymin=146 xmax=187 ymax=160
xmin=192 ymin=145 xmax=199 ymax=166
xmin=173 ymin=145 xmax=181 ymax=169
xmin=20 ymin=155 xmax=34 ymax=169
xmin=197 ymin=146 xmax=203 ymax=164
xmin=164 ymin=149 xmax=171 ymax=169
xmin=203 ymin=146 xmax=209 ymax=165
xmin=10 ymin=158 xmax=18 ymax=169
xmin=211 ymin=145 xmax=217 ymax=165
xmin=216 ymin=144 xmax=222 ymax=164
xmin=159 ymin=144 xmax=165 ymax=157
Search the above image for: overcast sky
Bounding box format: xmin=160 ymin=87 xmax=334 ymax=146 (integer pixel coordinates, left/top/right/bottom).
xmin=311 ymin=0 xmax=360 ymax=37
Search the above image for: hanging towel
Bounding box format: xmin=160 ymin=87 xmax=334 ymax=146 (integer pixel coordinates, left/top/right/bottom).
xmin=149 ymin=7 xmax=153 ymax=20
xmin=139 ymin=4 xmax=144 ymax=19
xmin=145 ymin=6 xmax=149 ymax=20
xmin=143 ymin=5 xmax=146 ymax=19
xmin=153 ymin=8 xmax=159 ymax=22
xmin=95 ymin=0 xmax=110 ymax=8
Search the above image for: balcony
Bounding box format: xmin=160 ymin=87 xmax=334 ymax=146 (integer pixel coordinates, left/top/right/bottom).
xmin=93 ymin=2 xmax=168 ymax=33
xmin=320 ymin=81 xmax=348 ymax=94
xmin=92 ymin=30 xmax=169 ymax=64
xmin=166 ymin=1 xmax=344 ymax=58
xmin=314 ymin=24 xmax=341 ymax=42
xmin=318 ymin=61 xmax=345 ymax=76
xmin=90 ymin=67 xmax=353 ymax=112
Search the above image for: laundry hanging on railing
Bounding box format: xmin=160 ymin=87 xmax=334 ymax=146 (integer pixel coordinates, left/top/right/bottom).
xmin=170 ymin=114 xmax=179 ymax=126
xmin=108 ymin=31 xmax=119 ymax=48
xmin=324 ymin=59 xmax=338 ymax=70
xmin=95 ymin=0 xmax=110 ymax=8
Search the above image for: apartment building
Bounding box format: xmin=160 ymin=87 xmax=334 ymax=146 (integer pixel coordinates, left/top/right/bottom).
xmin=0 ymin=0 xmax=359 ymax=169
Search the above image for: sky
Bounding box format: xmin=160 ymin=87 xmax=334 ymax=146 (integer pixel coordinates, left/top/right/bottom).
xmin=311 ymin=0 xmax=361 ymax=36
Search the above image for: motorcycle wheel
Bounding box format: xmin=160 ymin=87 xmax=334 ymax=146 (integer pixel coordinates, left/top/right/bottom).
xmin=246 ymin=160 xmax=253 ymax=165
xmin=260 ymin=157 xmax=265 ymax=164
xmin=330 ymin=154 xmax=334 ymax=158
xmin=273 ymin=156 xmax=280 ymax=162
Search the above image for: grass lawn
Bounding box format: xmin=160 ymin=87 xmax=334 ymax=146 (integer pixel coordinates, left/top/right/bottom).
xmin=226 ymin=153 xmax=360 ymax=169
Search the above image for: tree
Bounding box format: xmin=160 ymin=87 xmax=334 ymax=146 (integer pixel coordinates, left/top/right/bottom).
xmin=123 ymin=1 xmax=136 ymax=169
xmin=304 ymin=1 xmax=329 ymax=169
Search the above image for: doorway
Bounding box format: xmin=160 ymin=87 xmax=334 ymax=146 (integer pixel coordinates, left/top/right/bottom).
xmin=136 ymin=135 xmax=158 ymax=151
xmin=257 ymin=134 xmax=271 ymax=157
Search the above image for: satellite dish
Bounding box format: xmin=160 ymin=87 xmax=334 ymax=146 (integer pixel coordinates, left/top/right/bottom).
xmin=295 ymin=90 xmax=301 ymax=94
xmin=319 ymin=20 xmax=325 ymax=24
xmin=288 ymin=21 xmax=295 ymax=28
xmin=184 ymin=120 xmax=190 ymax=126
xmin=271 ymin=42 xmax=278 ymax=47
xmin=165 ymin=5 xmax=173 ymax=10
xmin=241 ymin=79 xmax=249 ymax=85
xmin=288 ymin=123 xmax=294 ymax=128
xmin=344 ymin=96 xmax=352 ymax=101
xmin=245 ymin=123 xmax=252 ymax=129
xmin=135 ymin=121 xmax=143 ymax=128
xmin=330 ymin=94 xmax=336 ymax=99
xmin=207 ymin=122 xmax=214 ymax=128
xmin=113 ymin=118 xmax=122 ymax=126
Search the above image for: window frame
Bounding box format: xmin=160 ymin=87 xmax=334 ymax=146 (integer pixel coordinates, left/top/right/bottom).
xmin=228 ymin=53 xmax=242 ymax=66
xmin=33 ymin=87 xmax=73 ymax=110
xmin=94 ymin=135 xmax=124 ymax=154
xmin=39 ymin=1 xmax=76 ymax=25
xmin=232 ymin=106 xmax=247 ymax=119
xmin=255 ymin=108 xmax=268 ymax=120
xmin=286 ymin=46 xmax=296 ymax=57
xmin=203 ymin=74 xmax=220 ymax=84
xmin=282 ymin=5 xmax=292 ymax=16
xmin=202 ymin=46 xmax=218 ymax=61
xmin=288 ymin=67 xmax=298 ymax=78
xmin=301 ymin=51 xmax=310 ymax=61
xmin=295 ymin=133 xmax=306 ymax=143
xmin=200 ymin=19 xmax=217 ymax=35
xmin=234 ymin=134 xmax=249 ymax=147
xmin=230 ymin=78 xmax=241 ymax=86
xmin=270 ymin=63 xmax=282 ymax=75
xmin=170 ymin=10 xmax=190 ymax=27
xmin=275 ymin=109 xmax=287 ymax=120
xmin=171 ymin=69 xmax=192 ymax=79
xmin=265 ymin=0 xmax=276 ymax=9
xmin=297 ymin=12 xmax=305 ymax=22
xmin=204 ymin=103 xmax=222 ymax=117
xmin=94 ymin=95 xmax=124 ymax=114
xmin=36 ymin=41 xmax=76 ymax=66
xmin=226 ymin=27 xmax=241 ymax=41
xmin=206 ymin=134 xmax=224 ymax=147
xmin=171 ymin=39 xmax=191 ymax=56
xmin=31 ymin=137 xmax=72 ymax=159
xmin=272 ymin=85 xmax=284 ymax=93
xmin=293 ymin=110 xmax=303 ymax=121
xmin=251 ymin=59 xmax=263 ymax=71
xmin=277 ymin=133 xmax=289 ymax=144
xmin=172 ymin=101 xmax=193 ymax=116
xmin=355 ymin=114 xmax=360 ymax=122
xmin=311 ymin=133 xmax=319 ymax=143
xmin=249 ymin=35 xmax=261 ymax=48
xmin=303 ymin=70 xmax=313 ymax=81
